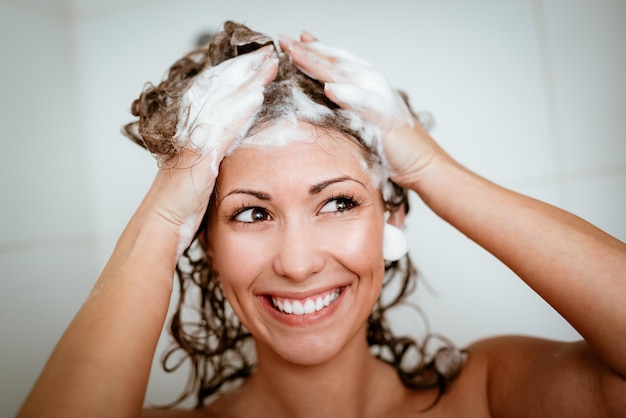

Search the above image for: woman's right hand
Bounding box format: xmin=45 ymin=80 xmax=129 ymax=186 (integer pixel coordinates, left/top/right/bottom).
xmin=145 ymin=45 xmax=278 ymax=257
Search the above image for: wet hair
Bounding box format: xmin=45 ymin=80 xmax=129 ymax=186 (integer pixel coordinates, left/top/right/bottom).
xmin=123 ymin=21 xmax=465 ymax=411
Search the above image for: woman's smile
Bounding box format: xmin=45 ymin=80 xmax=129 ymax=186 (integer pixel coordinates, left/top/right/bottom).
xmin=258 ymin=285 xmax=348 ymax=325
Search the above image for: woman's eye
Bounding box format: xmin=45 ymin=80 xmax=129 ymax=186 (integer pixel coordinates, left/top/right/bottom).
xmin=233 ymin=207 xmax=270 ymax=223
xmin=319 ymin=197 xmax=358 ymax=214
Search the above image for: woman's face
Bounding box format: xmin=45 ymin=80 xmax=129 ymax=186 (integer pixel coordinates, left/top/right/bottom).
xmin=207 ymin=120 xmax=386 ymax=366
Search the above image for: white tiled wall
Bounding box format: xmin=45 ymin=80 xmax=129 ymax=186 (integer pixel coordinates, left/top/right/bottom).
xmin=1 ymin=0 xmax=624 ymax=415
xmin=0 ymin=2 xmax=99 ymax=416
xmin=541 ymin=0 xmax=626 ymax=174
xmin=0 ymin=247 xmax=96 ymax=413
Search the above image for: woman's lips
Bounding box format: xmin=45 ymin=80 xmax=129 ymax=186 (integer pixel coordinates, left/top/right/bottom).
xmin=270 ymin=288 xmax=342 ymax=315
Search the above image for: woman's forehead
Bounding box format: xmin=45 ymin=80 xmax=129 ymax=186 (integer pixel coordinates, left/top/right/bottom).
xmin=233 ymin=118 xmax=349 ymax=149
xmin=217 ymin=121 xmax=373 ymax=187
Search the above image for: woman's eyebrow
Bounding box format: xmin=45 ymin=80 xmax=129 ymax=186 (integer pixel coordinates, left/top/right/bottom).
xmin=219 ymin=189 xmax=271 ymax=204
xmin=309 ymin=176 xmax=367 ymax=195
xmin=219 ymin=176 xmax=366 ymax=204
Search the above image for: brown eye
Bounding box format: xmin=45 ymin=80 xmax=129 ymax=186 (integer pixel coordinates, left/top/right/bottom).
xmin=320 ymin=197 xmax=358 ymax=214
xmin=234 ymin=207 xmax=270 ymax=223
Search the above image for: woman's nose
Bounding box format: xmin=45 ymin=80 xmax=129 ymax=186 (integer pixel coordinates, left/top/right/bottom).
xmin=272 ymin=221 xmax=326 ymax=282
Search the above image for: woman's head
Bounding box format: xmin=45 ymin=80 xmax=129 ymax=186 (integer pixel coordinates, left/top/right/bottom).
xmin=124 ymin=21 xmax=458 ymax=408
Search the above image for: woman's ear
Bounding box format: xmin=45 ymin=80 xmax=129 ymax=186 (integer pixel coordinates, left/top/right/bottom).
xmin=386 ymin=205 xmax=406 ymax=228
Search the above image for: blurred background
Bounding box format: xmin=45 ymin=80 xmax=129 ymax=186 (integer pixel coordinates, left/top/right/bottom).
xmin=1 ymin=0 xmax=624 ymax=414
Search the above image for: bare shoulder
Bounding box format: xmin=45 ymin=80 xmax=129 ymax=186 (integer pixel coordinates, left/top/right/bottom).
xmin=465 ymin=335 xmax=626 ymax=418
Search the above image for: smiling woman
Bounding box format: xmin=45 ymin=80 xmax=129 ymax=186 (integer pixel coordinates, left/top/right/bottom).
xmin=16 ymin=20 xmax=626 ymax=418
xmin=122 ymin=22 xmax=463 ymax=410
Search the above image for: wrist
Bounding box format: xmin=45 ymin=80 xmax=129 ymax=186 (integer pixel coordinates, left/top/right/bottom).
xmin=143 ymin=166 xmax=214 ymax=245
xmin=102 ymin=208 xmax=191 ymax=283
xmin=387 ymin=122 xmax=457 ymax=193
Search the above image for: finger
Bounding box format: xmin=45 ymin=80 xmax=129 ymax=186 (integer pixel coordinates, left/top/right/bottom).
xmin=300 ymin=30 xmax=318 ymax=43
xmin=215 ymin=44 xmax=278 ymax=88
xmin=282 ymin=36 xmax=375 ymax=88
xmin=325 ymin=82 xmax=378 ymax=111
xmin=278 ymin=34 xmax=296 ymax=54
xmin=279 ymin=36 xmax=345 ymax=83
xmin=304 ymin=41 xmax=372 ymax=67
xmin=243 ymin=45 xmax=279 ymax=87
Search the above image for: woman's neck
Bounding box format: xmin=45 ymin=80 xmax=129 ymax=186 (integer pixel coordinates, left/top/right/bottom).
xmin=224 ymin=326 xmax=408 ymax=418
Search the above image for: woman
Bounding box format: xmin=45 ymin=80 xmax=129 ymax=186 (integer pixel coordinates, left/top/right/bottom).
xmin=17 ymin=22 xmax=626 ymax=418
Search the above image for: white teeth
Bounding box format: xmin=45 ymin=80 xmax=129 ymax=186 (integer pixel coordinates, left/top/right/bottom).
xmin=292 ymin=301 xmax=304 ymax=315
xmin=271 ymin=288 xmax=342 ymax=316
xmin=283 ymin=300 xmax=293 ymax=314
xmin=304 ymin=299 xmax=316 ymax=314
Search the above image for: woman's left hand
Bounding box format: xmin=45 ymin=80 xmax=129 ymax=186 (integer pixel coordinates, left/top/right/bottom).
xmin=279 ymin=33 xmax=446 ymax=189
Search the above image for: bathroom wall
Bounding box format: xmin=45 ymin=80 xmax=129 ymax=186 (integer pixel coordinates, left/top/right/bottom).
xmin=1 ymin=0 xmax=624 ymax=414
xmin=0 ymin=0 xmax=99 ymax=415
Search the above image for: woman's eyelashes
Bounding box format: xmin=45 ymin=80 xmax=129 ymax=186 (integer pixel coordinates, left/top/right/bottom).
xmin=231 ymin=205 xmax=271 ymax=223
xmin=318 ymin=195 xmax=361 ymax=215
xmin=227 ymin=195 xmax=363 ymax=224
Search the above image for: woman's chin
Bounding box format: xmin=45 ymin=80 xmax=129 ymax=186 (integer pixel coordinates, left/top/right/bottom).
xmin=261 ymin=335 xmax=349 ymax=367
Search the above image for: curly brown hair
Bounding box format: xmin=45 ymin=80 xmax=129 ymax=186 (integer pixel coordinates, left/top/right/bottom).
xmin=123 ymin=21 xmax=464 ymax=411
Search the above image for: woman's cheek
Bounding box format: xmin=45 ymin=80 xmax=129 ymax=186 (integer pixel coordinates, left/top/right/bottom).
xmin=211 ymin=230 xmax=269 ymax=325
xmin=326 ymin=217 xmax=385 ymax=269
xmin=214 ymin=230 xmax=267 ymax=286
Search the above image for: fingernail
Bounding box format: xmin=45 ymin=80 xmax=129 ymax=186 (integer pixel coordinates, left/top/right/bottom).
xmin=278 ymin=34 xmax=295 ymax=51
xmin=258 ymin=43 xmax=275 ymax=55
xmin=301 ymin=29 xmax=317 ymax=41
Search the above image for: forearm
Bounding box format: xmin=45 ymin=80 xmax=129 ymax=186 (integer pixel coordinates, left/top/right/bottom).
xmin=17 ymin=42 xmax=280 ymax=417
xmin=411 ymin=155 xmax=626 ymax=377
xmin=17 ymin=204 xmax=180 ymax=418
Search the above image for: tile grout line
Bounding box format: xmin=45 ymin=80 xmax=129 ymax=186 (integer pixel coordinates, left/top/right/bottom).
xmin=531 ymin=0 xmax=568 ymax=206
